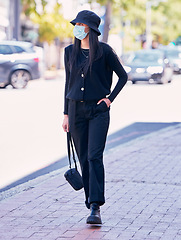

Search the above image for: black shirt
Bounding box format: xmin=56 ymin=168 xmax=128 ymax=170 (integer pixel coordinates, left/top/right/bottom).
xmin=64 ymin=42 xmax=127 ymax=115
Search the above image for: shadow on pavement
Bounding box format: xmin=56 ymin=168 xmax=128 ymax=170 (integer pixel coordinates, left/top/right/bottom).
xmin=0 ymin=122 xmax=179 ymax=193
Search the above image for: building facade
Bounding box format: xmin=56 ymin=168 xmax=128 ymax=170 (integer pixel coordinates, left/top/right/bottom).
xmin=0 ymin=0 xmax=20 ymax=41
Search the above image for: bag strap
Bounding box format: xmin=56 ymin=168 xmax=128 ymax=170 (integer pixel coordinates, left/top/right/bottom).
xmin=67 ymin=132 xmax=78 ymax=170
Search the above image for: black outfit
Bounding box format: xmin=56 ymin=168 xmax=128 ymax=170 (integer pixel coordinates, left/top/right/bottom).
xmin=64 ymin=42 xmax=127 ymax=208
xmin=64 ymin=42 xmax=127 ymax=115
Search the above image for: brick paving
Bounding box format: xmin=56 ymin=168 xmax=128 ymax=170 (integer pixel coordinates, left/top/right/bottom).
xmin=0 ymin=123 xmax=181 ymax=240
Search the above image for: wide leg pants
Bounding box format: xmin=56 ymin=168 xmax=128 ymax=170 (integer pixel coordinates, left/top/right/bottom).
xmin=68 ymin=100 xmax=110 ymax=208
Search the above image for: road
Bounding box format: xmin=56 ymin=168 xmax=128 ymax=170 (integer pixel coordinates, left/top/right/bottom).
xmin=0 ymin=73 xmax=181 ymax=190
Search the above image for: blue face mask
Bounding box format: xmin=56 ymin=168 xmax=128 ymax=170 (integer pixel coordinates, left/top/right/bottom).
xmin=73 ymin=25 xmax=89 ymax=40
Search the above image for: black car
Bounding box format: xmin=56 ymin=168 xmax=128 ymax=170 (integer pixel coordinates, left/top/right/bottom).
xmin=0 ymin=41 xmax=40 ymax=89
xmin=122 ymin=49 xmax=173 ymax=84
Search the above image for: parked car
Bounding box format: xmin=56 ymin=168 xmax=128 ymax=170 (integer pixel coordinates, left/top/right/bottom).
xmin=122 ymin=49 xmax=173 ymax=84
xmin=161 ymin=46 xmax=181 ymax=74
xmin=0 ymin=41 xmax=40 ymax=89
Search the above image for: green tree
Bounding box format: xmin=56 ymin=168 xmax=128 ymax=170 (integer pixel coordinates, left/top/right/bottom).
xmin=89 ymin=0 xmax=181 ymax=50
xmin=151 ymin=0 xmax=181 ymax=45
xmin=21 ymin=0 xmax=73 ymax=44
xmin=31 ymin=3 xmax=73 ymax=43
xmin=89 ymin=0 xmax=143 ymax=46
xmin=21 ymin=0 xmax=48 ymax=16
xmin=89 ymin=0 xmax=123 ymax=42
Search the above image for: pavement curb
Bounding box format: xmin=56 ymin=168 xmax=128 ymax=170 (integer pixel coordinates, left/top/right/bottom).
xmin=1 ymin=122 xmax=180 ymax=202
xmin=105 ymin=122 xmax=181 ymax=156
xmin=0 ymin=165 xmax=68 ymax=202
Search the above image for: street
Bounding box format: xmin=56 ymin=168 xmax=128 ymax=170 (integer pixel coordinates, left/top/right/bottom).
xmin=0 ymin=73 xmax=181 ymax=190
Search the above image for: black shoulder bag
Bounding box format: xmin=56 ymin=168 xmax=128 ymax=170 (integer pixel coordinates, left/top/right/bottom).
xmin=64 ymin=132 xmax=83 ymax=191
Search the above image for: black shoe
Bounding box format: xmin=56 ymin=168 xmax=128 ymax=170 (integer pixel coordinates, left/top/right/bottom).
xmin=86 ymin=203 xmax=102 ymax=224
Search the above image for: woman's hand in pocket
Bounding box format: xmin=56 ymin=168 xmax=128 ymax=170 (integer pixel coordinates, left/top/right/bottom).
xmin=97 ymin=98 xmax=111 ymax=108
xmin=62 ymin=115 xmax=69 ymax=132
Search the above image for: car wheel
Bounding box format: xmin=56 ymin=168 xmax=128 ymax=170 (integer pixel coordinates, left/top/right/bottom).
xmin=168 ymin=75 xmax=172 ymax=83
xmin=0 ymin=83 xmax=8 ymax=88
xmin=10 ymin=70 xmax=31 ymax=89
xmin=157 ymin=77 xmax=166 ymax=84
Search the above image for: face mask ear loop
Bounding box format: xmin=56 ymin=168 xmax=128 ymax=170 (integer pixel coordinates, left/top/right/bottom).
xmin=85 ymin=26 xmax=89 ymax=35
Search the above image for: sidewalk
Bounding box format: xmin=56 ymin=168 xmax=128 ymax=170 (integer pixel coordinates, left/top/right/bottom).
xmin=0 ymin=123 xmax=181 ymax=240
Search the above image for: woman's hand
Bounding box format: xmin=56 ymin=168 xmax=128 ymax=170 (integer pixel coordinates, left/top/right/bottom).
xmin=97 ymin=98 xmax=111 ymax=108
xmin=62 ymin=115 xmax=69 ymax=132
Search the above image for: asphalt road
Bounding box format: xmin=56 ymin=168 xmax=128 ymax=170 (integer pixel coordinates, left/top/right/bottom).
xmin=0 ymin=73 xmax=181 ymax=191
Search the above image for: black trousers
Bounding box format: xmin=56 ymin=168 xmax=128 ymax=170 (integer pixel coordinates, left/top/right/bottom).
xmin=68 ymin=100 xmax=110 ymax=208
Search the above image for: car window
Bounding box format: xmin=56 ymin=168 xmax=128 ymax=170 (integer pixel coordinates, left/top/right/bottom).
xmin=13 ymin=46 xmax=26 ymax=53
xmin=0 ymin=45 xmax=14 ymax=54
xmin=13 ymin=44 xmax=35 ymax=53
xmin=24 ymin=46 xmax=35 ymax=53
xmin=166 ymin=50 xmax=181 ymax=58
xmin=132 ymin=53 xmax=161 ymax=63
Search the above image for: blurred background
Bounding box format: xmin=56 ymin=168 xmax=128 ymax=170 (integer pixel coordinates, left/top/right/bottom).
xmin=0 ymin=0 xmax=181 ymax=191
xmin=1 ymin=0 xmax=181 ymax=73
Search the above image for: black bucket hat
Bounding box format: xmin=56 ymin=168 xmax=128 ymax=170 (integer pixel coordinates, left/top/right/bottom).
xmin=70 ymin=10 xmax=101 ymax=36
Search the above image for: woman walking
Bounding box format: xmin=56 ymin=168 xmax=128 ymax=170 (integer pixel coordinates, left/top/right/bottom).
xmin=62 ymin=10 xmax=127 ymax=224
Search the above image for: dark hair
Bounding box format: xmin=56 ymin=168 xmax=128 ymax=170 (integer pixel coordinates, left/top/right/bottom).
xmin=70 ymin=29 xmax=103 ymax=76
